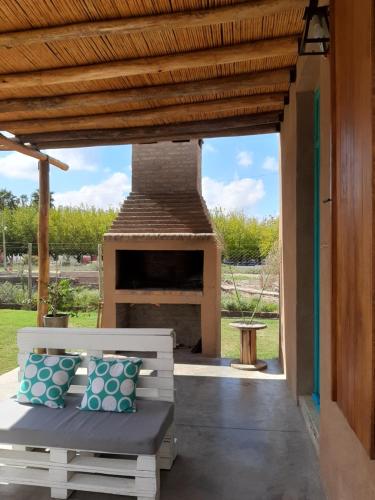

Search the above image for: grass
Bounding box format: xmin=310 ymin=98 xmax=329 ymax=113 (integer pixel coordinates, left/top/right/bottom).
xmin=0 ymin=310 xmax=97 ymax=375
xmin=0 ymin=310 xmax=279 ymax=375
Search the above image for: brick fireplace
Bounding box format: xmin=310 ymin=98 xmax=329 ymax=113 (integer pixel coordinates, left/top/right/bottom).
xmin=102 ymin=140 xmax=221 ymax=356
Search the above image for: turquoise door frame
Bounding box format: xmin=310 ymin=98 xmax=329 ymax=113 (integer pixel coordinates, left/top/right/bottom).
xmin=313 ymin=89 xmax=320 ymax=406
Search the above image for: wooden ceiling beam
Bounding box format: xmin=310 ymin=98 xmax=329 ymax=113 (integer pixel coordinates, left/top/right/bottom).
xmin=0 ymin=36 xmax=297 ymax=90
xmin=18 ymin=112 xmax=282 ymax=145
xmin=0 ymin=68 xmax=292 ymax=116
xmin=0 ymin=1 xmax=306 ymax=49
xmin=1 ymin=93 xmax=285 ymax=135
xmin=0 ymin=133 xmax=68 ymax=170
xmin=33 ymin=124 xmax=279 ymax=149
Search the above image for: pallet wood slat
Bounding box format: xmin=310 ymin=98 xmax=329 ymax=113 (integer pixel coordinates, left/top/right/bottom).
xmin=18 ymin=353 xmax=174 ymax=372
xmin=17 ymin=327 xmax=174 ymax=352
xmin=0 ymin=449 xmax=51 ymax=468
xmin=0 ymin=466 xmax=49 ymax=486
xmin=67 ymin=473 xmax=137 ymax=495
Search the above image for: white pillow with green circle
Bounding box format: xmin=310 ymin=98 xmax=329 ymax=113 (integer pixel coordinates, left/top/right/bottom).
xmin=79 ymin=357 xmax=142 ymax=413
xmin=17 ymin=353 xmax=82 ymax=409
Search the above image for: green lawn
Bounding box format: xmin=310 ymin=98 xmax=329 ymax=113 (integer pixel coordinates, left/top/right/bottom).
xmin=0 ymin=310 xmax=97 ymax=375
xmin=0 ymin=310 xmax=279 ymax=375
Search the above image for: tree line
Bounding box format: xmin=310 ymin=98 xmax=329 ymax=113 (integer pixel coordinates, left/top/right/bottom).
xmin=0 ymin=189 xmax=54 ymax=210
xmin=1 ymin=194 xmax=279 ymax=261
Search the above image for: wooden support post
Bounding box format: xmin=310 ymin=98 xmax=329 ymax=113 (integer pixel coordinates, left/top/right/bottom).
xmin=37 ymin=159 xmax=50 ymax=331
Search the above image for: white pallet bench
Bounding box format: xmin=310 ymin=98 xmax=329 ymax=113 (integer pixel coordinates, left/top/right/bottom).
xmin=0 ymin=327 xmax=177 ymax=500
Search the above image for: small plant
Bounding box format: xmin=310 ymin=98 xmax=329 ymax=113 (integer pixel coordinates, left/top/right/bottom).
xmin=229 ymin=241 xmax=280 ymax=325
xmin=44 ymin=279 xmax=77 ymax=317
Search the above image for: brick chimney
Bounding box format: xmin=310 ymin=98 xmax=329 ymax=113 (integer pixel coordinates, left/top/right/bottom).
xmin=102 ymin=140 xmax=221 ymax=356
xmin=107 ymin=140 xmax=212 ymax=234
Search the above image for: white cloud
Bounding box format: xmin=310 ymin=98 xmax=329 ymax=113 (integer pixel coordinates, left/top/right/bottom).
xmin=203 ymin=142 xmax=218 ymax=153
xmin=0 ymin=146 xmax=100 ymax=182
xmin=54 ymin=172 xmax=131 ymax=209
xmin=202 ymin=176 xmax=265 ymax=213
xmin=0 ymin=152 xmax=38 ymax=180
xmin=262 ymin=155 xmax=279 ymax=172
xmin=45 ymin=148 xmax=98 ymax=172
xmin=236 ymin=150 xmax=253 ymax=168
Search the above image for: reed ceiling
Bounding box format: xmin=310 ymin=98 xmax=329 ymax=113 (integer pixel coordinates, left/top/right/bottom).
xmin=0 ymin=0 xmax=307 ymax=148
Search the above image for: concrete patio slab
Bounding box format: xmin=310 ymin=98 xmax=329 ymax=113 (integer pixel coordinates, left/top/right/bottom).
xmin=0 ymin=356 xmax=325 ymax=500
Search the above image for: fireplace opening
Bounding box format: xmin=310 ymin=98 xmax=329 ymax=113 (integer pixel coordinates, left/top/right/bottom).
xmin=116 ymin=250 xmax=204 ymax=290
xmin=116 ymin=303 xmax=201 ymax=347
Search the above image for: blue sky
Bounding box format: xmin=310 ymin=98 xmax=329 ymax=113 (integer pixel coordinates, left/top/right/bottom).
xmin=0 ymin=133 xmax=280 ymax=219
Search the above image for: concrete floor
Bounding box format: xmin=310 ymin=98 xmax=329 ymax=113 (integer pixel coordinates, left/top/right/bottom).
xmin=0 ymin=355 xmax=325 ymax=500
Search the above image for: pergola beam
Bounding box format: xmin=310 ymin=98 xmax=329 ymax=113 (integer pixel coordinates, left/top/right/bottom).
xmin=0 ymin=68 xmax=291 ymax=117
xmin=0 ymin=36 xmax=297 ymax=90
xmin=0 ymin=0 xmax=306 ymax=49
xmin=1 ymin=93 xmax=285 ymax=135
xmin=19 ymin=112 xmax=282 ymax=147
xmin=0 ymin=133 xmax=69 ymax=170
xmin=33 ymin=124 xmax=280 ymax=149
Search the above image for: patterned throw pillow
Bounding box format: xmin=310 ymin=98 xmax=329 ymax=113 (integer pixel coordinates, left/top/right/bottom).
xmin=17 ymin=353 xmax=82 ymax=409
xmin=79 ymin=357 xmax=142 ymax=413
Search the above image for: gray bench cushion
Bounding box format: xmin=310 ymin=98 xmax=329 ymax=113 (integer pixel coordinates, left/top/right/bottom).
xmin=0 ymin=394 xmax=173 ymax=455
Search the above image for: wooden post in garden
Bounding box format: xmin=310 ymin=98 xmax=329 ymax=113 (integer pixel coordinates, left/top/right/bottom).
xmin=98 ymin=243 xmax=103 ymax=299
xmin=37 ymin=159 xmax=50 ymax=328
xmin=27 ymin=242 xmax=33 ymax=302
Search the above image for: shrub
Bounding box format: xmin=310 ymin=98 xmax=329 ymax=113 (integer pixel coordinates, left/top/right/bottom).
xmin=0 ymin=281 xmax=36 ymax=306
xmin=0 ymin=281 xmax=99 ymax=312
xmin=73 ymin=287 xmax=100 ymax=311
xmin=221 ymin=292 xmax=278 ymax=313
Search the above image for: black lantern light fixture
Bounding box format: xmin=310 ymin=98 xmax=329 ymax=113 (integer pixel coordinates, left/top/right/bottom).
xmin=299 ymin=0 xmax=330 ymax=56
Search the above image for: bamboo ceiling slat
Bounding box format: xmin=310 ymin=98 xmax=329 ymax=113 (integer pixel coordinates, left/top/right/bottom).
xmin=0 ymin=1 xmax=284 ymax=32
xmin=0 ymin=13 xmax=303 ymax=74
xmin=0 ymin=82 xmax=289 ymax=121
xmin=0 ymin=2 xmax=306 ymax=52
xmin=0 ymin=1 xmax=305 ymax=140
xmin=0 ymin=92 xmax=285 ymax=135
xmin=0 ymin=54 xmax=297 ymax=100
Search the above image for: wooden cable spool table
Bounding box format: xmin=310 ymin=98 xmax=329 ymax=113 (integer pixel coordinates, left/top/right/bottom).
xmin=230 ymin=322 xmax=267 ymax=371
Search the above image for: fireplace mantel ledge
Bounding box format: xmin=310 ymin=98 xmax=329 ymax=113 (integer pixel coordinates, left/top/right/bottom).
xmin=103 ymin=232 xmax=218 ymax=241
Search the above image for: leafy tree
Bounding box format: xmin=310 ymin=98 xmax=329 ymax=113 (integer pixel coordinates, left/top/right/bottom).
xmin=19 ymin=194 xmax=29 ymax=207
xmin=1 ymin=204 xmax=279 ymax=263
xmin=31 ymin=189 xmax=55 ymax=208
xmin=0 ymin=189 xmax=19 ymax=210
xmin=212 ymin=209 xmax=279 ymax=262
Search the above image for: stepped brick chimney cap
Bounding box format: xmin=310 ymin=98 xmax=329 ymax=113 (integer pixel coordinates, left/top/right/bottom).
xmin=105 ymin=140 xmax=214 ymax=235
